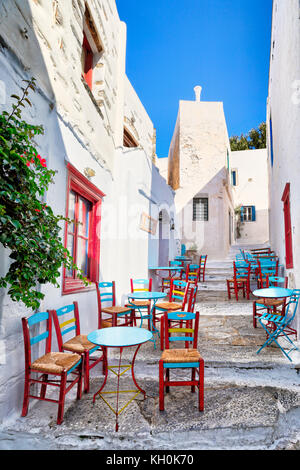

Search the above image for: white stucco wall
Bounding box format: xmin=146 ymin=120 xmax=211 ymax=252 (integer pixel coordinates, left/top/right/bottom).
xmin=267 ymin=0 xmax=300 ymax=334
xmin=230 ymin=149 xmax=269 ymax=245
xmin=167 ymin=96 xmax=235 ymax=260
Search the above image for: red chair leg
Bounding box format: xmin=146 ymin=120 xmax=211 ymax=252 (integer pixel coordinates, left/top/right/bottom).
xmin=227 ymin=281 xmax=231 ymax=300
xmin=84 ymin=351 xmax=89 ymax=394
xmin=57 ymin=371 xmax=67 ymax=425
xmin=198 ymin=359 xmax=204 ymax=412
xmin=21 ymin=371 xmax=30 ymax=417
xmin=77 ymin=360 xmax=83 ymax=400
xmin=159 ymin=360 xmax=165 ymax=411
xmin=234 ymin=283 xmax=239 ymax=301
xmin=191 ymin=368 xmax=195 ymax=393
xmin=160 ymin=316 xmax=164 ymax=351
xmin=253 ymin=302 xmax=257 ymax=328
xmin=166 ymin=369 xmax=170 ymax=393
xmin=40 ymin=374 xmax=48 ymax=399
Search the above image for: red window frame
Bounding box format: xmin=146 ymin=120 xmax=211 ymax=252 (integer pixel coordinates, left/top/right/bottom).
xmin=62 ymin=164 xmax=105 ymax=295
xmin=282 ymin=183 xmax=293 ymax=269
xmin=82 ymin=32 xmax=93 ymax=90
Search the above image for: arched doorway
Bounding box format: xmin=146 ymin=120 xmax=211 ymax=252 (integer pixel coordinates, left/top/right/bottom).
xmin=158 ymin=209 xmax=170 ymax=266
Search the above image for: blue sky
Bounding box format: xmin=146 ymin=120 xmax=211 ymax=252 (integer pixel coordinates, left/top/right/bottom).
xmin=116 ymin=0 xmax=273 ymax=158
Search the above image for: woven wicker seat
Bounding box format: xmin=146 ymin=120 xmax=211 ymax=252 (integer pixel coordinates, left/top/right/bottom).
xmin=101 ymin=319 xmax=120 ymax=328
xmin=126 ymin=300 xmax=151 ymax=307
xmin=155 ymin=301 xmax=182 ymax=311
xmin=63 ymin=334 xmax=97 ymax=354
xmin=101 ymin=306 xmax=132 ymax=314
xmin=161 ymin=348 xmax=202 ymax=363
xmin=256 ymin=298 xmax=285 ymax=307
xmin=31 ymin=352 xmax=81 ymax=375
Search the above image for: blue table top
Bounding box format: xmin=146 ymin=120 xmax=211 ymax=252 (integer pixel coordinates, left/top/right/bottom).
xmin=127 ymin=291 xmax=166 ymax=300
xmin=88 ymin=327 xmax=153 ymax=348
xmin=253 ymin=287 xmax=294 ymax=299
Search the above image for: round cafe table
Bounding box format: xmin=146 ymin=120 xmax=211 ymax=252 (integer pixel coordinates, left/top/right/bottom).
xmin=127 ymin=291 xmax=166 ymax=349
xmin=252 ymin=287 xmax=294 ymax=300
xmin=88 ymin=327 xmax=153 ymax=432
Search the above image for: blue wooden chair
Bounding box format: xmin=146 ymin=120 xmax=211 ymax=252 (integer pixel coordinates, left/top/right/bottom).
xmin=256 ymin=289 xmax=300 ymax=361
xmin=161 ymin=260 xmax=184 ymax=292
xmin=158 ymin=282 xmax=198 ymax=350
xmin=227 ymin=262 xmax=251 ymax=301
xmin=185 ymin=264 xmax=200 ymax=285
xmin=50 ymin=302 xmax=104 ymax=394
xmin=125 ymin=278 xmax=152 ymax=329
xmin=21 ymin=311 xmax=83 ymax=425
xmin=159 ymin=311 xmax=204 ymax=411
xmin=95 ymin=281 xmax=134 ymax=328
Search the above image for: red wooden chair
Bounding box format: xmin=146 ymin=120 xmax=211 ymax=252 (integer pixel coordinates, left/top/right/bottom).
xmin=21 ymin=311 xmax=83 ymax=425
xmin=95 ymin=281 xmax=134 ymax=328
xmin=50 ymin=302 xmax=104 ymax=394
xmin=185 ymin=263 xmax=201 ymax=285
xmin=161 ymin=260 xmax=184 ymax=292
xmin=153 ymin=279 xmax=190 ymax=330
xmin=226 ymin=262 xmax=251 ymax=301
xmin=160 ymin=283 xmax=198 ymax=350
xmin=125 ymin=278 xmax=152 ymax=329
xmin=159 ymin=311 xmax=204 ymax=412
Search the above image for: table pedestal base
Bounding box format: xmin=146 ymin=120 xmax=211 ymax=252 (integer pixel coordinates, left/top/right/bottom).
xmin=93 ymin=345 xmax=145 ymax=432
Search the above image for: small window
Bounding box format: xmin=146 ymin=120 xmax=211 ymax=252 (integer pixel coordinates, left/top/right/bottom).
xmin=241 ymin=206 xmax=256 ymax=222
xmin=82 ymin=32 xmax=94 ymax=89
xmin=81 ymin=3 xmax=103 ymax=91
xmin=269 ymin=116 xmax=274 ymax=167
xmin=63 ymin=164 xmax=105 ymax=294
xmin=123 ymin=127 xmax=138 ymax=148
xmin=231 ymin=169 xmax=238 ymax=186
xmin=193 ymin=198 xmax=208 ymax=221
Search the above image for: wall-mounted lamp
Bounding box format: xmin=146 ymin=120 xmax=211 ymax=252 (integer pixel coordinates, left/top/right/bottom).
xmin=170 ymin=217 xmax=175 ymax=230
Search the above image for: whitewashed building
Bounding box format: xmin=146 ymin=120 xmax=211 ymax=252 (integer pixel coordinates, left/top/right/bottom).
xmin=158 ymin=86 xmax=235 ymax=260
xmin=230 ymin=149 xmax=269 ymax=245
xmin=0 ymin=0 xmax=176 ymax=422
xmin=266 ymin=0 xmax=300 ymax=334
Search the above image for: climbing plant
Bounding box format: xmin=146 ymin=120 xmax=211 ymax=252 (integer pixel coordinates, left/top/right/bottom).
xmin=234 ymin=205 xmax=244 ymax=239
xmin=0 ymin=77 xmax=87 ymax=310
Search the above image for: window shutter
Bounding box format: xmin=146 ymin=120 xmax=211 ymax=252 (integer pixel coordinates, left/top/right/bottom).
xmin=252 ymin=206 xmax=256 ymax=221
xmin=240 ymin=206 xmax=244 ymax=222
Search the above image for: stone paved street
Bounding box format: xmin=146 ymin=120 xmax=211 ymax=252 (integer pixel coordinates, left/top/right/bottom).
xmin=1 ymin=294 xmax=300 ymax=450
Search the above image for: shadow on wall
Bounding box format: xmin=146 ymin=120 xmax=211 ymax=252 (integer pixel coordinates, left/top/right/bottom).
xmin=0 ymin=0 xmax=72 ymax=423
xmin=176 ymin=167 xmax=233 ymax=260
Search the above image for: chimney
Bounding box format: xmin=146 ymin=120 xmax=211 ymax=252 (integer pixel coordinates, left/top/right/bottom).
xmin=194 ymin=86 xmax=202 ymax=102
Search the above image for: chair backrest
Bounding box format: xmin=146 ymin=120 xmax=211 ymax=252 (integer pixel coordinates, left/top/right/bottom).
xmin=269 ymin=276 xmax=288 ymax=288
xmin=186 ymin=284 xmax=198 ymax=313
xmin=169 ymin=279 xmax=189 ymax=308
xmin=169 ymin=260 xmax=184 ymax=267
xmin=181 ymin=244 xmax=186 ymax=256
xmin=130 ymin=278 xmax=152 ymax=293
xmin=22 ymin=311 xmax=52 ymax=367
xmin=258 ymin=260 xmax=279 ymax=277
xmin=95 ymin=281 xmax=116 ymax=310
xmin=199 ymin=255 xmax=207 ymax=269
xmin=283 ymin=289 xmax=300 ymax=326
xmin=233 ymin=261 xmax=250 ymax=280
xmin=164 ymin=311 xmax=199 ymax=350
xmin=50 ymin=302 xmax=80 ymax=351
xmin=185 ymin=264 xmax=200 ymax=283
